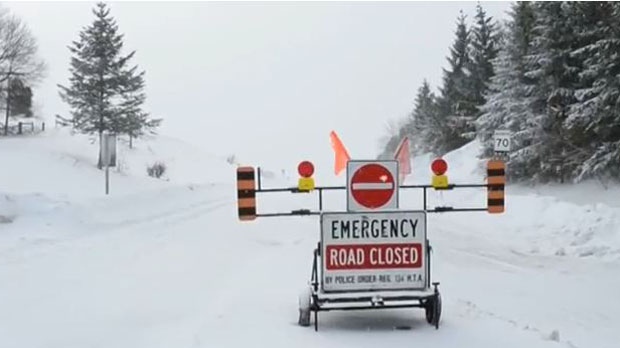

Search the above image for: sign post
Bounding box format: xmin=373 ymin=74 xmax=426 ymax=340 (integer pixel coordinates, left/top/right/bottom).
xmin=346 ymin=160 xmax=399 ymax=212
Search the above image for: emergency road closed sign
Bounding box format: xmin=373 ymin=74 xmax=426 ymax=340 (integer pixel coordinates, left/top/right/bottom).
xmin=320 ymin=210 xmax=427 ymax=292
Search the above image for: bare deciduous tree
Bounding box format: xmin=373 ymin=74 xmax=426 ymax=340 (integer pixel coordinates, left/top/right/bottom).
xmin=0 ymin=6 xmax=46 ymax=134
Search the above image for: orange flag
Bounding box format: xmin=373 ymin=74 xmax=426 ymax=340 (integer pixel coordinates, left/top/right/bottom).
xmin=330 ymin=130 xmax=351 ymax=176
xmin=394 ymin=136 xmax=411 ymax=183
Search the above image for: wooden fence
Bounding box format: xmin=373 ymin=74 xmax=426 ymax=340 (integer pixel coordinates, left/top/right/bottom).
xmin=0 ymin=120 xmax=46 ymax=136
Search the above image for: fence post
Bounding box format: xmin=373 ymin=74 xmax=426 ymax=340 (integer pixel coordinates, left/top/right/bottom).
xmin=42 ymin=122 xmax=45 ymax=131
xmin=18 ymin=122 xmax=22 ymax=134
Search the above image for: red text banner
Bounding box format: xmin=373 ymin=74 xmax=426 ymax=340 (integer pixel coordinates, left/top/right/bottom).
xmin=325 ymin=243 xmax=423 ymax=270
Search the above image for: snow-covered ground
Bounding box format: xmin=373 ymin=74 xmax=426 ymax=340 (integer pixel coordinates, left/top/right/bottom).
xmin=0 ymin=130 xmax=618 ymax=348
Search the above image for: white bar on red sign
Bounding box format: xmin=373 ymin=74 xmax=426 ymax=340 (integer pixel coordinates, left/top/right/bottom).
xmin=351 ymin=183 xmax=394 ymax=190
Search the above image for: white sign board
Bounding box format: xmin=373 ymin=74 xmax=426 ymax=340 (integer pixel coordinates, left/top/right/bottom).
xmin=320 ymin=210 xmax=427 ymax=292
xmin=346 ymin=160 xmax=399 ymax=212
xmin=493 ymin=130 xmax=512 ymax=152
xmin=101 ymin=133 xmax=117 ymax=167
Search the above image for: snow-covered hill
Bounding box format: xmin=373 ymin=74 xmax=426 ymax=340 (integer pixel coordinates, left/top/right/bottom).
xmin=0 ymin=131 xmax=618 ymax=348
xmin=406 ymin=139 xmax=620 ymax=261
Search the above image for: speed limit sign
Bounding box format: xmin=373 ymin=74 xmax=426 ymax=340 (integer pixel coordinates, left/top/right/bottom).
xmin=493 ymin=130 xmax=512 ymax=152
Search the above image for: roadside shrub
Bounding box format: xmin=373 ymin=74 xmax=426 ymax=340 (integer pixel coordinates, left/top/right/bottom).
xmin=147 ymin=162 xmax=166 ymax=178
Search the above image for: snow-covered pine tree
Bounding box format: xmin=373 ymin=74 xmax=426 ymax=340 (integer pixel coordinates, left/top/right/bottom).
xmin=476 ymin=1 xmax=536 ymax=175
xmin=115 ymin=63 xmax=161 ymax=149
xmin=567 ymin=2 xmax=620 ymax=181
xmin=408 ymin=80 xmax=441 ymax=155
xmin=58 ymin=2 xmax=160 ymax=166
xmin=437 ymin=11 xmax=477 ymax=154
xmin=516 ymin=1 xmax=582 ymax=182
xmin=469 ymin=3 xmax=500 ymax=115
xmin=477 ymin=46 xmax=531 ymax=162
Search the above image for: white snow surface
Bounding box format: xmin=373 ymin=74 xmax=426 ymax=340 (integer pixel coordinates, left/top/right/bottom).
xmin=0 ymin=131 xmax=619 ymax=348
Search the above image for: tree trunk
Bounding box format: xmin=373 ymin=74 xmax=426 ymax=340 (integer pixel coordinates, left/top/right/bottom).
xmin=4 ymin=76 xmax=10 ymax=136
xmin=129 ymin=133 xmax=133 ymax=149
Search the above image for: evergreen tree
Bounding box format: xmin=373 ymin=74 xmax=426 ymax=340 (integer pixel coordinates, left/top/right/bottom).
xmin=408 ymin=80 xmax=441 ymax=155
xmin=58 ymin=2 xmax=161 ymax=167
xmin=437 ymin=11 xmax=477 ymax=154
xmin=479 ymin=1 xmax=620 ymax=183
xmin=380 ymin=1 xmax=620 ymax=183
xmin=517 ymin=1 xmax=582 ymax=182
xmin=476 ymin=1 xmax=536 ymax=173
xmin=567 ymin=2 xmax=620 ymax=181
xmin=115 ymin=62 xmax=161 ymax=148
xmin=469 ymin=3 xmax=500 ymax=112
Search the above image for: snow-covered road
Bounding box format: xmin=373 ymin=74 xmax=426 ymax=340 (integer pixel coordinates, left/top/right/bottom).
xmin=1 ymin=183 xmax=617 ymax=348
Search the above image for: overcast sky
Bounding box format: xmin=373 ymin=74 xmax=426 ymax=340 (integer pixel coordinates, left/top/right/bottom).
xmin=6 ymin=1 xmax=511 ymax=183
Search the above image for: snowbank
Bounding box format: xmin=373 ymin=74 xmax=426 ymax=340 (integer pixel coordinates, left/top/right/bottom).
xmin=405 ymin=139 xmax=620 ymax=261
xmin=0 ymin=127 xmax=239 ymax=198
xmin=0 ymin=128 xmax=240 ymax=236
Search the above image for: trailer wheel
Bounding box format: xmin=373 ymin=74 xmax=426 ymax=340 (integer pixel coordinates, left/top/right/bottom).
xmin=425 ymin=293 xmax=441 ymax=329
xmin=298 ymin=308 xmax=311 ymax=327
xmin=298 ymin=287 xmax=312 ymax=327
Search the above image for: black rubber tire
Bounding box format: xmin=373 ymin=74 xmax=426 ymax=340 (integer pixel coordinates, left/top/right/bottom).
xmin=298 ymin=308 xmax=311 ymax=327
xmin=425 ymin=293 xmax=442 ymax=328
xmin=433 ymin=293 xmax=442 ymax=329
xmin=298 ymin=288 xmax=312 ymax=327
xmin=425 ymin=299 xmax=433 ymax=324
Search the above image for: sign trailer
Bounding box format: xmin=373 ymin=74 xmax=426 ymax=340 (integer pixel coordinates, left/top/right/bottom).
xmin=236 ymin=156 xmax=506 ymax=331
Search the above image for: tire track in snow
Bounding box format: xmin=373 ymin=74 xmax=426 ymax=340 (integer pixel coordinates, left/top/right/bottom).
xmin=456 ymin=299 xmax=580 ymax=348
xmin=433 ymin=222 xmax=593 ymax=348
xmin=84 ymin=185 xmax=235 ymax=230
xmin=447 ymin=247 xmax=527 ymax=273
xmin=90 ymin=197 xmax=235 ymax=231
xmin=0 ymin=188 xmax=235 ymax=262
xmin=185 ymin=218 xmax=320 ymax=345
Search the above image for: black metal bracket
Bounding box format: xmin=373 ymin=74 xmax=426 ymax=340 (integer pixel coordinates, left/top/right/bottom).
xmin=253 ymin=182 xmax=491 ymax=217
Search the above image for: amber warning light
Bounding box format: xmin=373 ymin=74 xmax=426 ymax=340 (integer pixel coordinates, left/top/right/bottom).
xmin=431 ymin=158 xmax=449 ymax=189
xmin=298 ymin=161 xmax=315 ymax=191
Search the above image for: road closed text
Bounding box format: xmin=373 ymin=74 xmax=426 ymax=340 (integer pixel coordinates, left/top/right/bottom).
xmin=325 ymin=243 xmax=423 ymax=270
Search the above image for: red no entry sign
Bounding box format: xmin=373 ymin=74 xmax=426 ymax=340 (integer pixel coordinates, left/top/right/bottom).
xmin=347 ymin=160 xmax=399 ymax=212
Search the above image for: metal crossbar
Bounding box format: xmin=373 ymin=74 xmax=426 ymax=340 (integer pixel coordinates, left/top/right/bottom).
xmin=253 ymin=182 xmax=490 ymax=217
